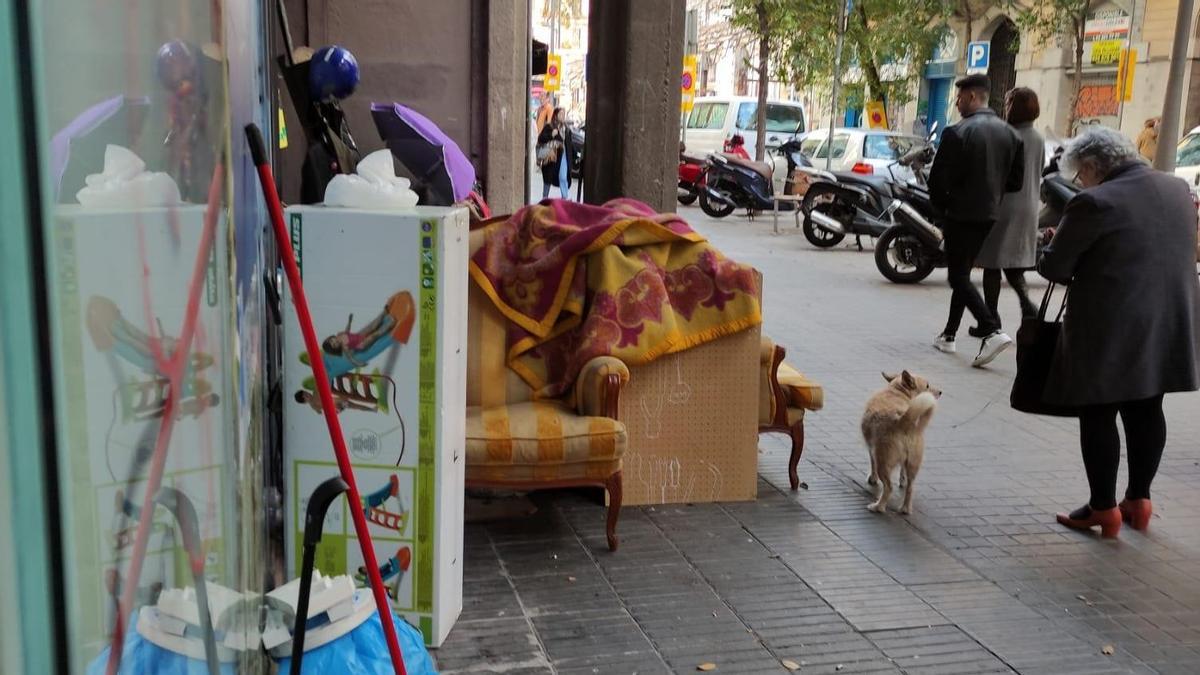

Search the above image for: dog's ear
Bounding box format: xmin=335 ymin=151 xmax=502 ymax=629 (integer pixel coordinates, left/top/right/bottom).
xmin=901 ymin=370 xmax=916 ymax=389
xmin=881 ymin=371 xmax=897 ymax=383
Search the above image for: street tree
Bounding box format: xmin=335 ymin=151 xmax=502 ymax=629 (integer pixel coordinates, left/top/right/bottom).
xmin=1009 ymin=0 xmax=1094 ymax=133
xmin=730 ymin=0 xmax=795 ymax=160
xmin=767 ymin=0 xmax=950 ymax=120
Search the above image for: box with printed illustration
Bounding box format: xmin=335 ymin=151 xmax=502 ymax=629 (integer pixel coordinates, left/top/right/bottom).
xmin=281 ymin=205 xmax=467 ymax=647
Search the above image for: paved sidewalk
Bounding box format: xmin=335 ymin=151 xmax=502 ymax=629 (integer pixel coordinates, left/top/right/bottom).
xmin=436 ymin=208 xmax=1200 ymax=674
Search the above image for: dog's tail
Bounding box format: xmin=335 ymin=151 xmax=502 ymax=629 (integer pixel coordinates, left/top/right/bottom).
xmin=901 ymin=392 xmax=938 ymax=431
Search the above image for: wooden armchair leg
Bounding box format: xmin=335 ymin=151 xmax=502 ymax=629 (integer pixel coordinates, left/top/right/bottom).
xmin=788 ymin=418 xmax=805 ymax=491
xmin=605 ymin=470 xmax=623 ymax=552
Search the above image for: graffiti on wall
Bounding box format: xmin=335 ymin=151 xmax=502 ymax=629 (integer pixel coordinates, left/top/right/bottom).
xmin=1075 ymin=82 xmax=1119 ymax=119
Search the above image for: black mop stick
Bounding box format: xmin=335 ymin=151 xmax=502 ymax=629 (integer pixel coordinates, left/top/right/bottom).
xmin=155 ymin=487 xmax=219 ymax=675
xmin=291 ymin=476 xmax=350 ymax=674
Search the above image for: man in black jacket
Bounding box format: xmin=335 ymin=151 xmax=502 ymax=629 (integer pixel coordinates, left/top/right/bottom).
xmin=929 ymin=74 xmax=1025 ymax=368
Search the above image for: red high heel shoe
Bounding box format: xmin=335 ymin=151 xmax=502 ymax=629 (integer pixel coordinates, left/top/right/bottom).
xmin=1056 ymin=505 xmax=1121 ymax=538
xmin=1119 ymin=498 xmax=1152 ymax=531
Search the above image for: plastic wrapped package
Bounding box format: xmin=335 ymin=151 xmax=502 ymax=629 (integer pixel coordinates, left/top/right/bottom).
xmin=275 ymin=611 xmax=437 ymax=675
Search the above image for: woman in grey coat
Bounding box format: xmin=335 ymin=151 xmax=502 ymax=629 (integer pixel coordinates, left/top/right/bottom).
xmin=974 ymin=88 xmax=1043 ymax=331
xmin=1039 ymin=127 xmax=1200 ymax=538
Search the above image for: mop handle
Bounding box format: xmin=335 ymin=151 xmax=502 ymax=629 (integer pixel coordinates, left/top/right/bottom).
xmin=245 ymin=124 xmax=408 ymax=675
xmin=291 ymin=476 xmax=349 ymax=675
xmin=155 ymin=488 xmax=219 ymax=675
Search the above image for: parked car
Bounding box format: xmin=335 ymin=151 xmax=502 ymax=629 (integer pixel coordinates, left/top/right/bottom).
xmin=684 ymin=96 xmax=807 ymax=159
xmin=1175 ymin=126 xmax=1200 ymax=191
xmin=795 ymin=128 xmax=930 ymax=183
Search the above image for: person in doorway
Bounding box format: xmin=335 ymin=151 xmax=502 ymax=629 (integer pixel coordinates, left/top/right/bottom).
xmin=972 ymin=87 xmax=1044 ymax=332
xmin=1039 ymin=127 xmax=1200 ymax=537
xmin=535 ymin=94 xmax=555 ymax=135
xmin=928 ymin=74 xmax=1024 ymax=368
xmin=1136 ymin=116 xmax=1160 ymax=162
xmin=537 ymin=107 xmax=574 ymax=200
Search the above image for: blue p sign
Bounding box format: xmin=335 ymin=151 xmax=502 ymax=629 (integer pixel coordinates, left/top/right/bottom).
xmin=967 ymin=42 xmax=990 ymax=73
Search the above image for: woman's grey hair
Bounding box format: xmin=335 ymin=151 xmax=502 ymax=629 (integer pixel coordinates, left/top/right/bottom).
xmin=1061 ymin=126 xmax=1144 ymax=177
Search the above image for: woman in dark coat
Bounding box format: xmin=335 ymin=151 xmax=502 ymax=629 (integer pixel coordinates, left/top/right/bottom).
xmin=537 ymin=107 xmax=574 ymax=200
xmin=1039 ymin=127 xmax=1200 ymax=538
xmin=975 ymin=87 xmax=1043 ymax=327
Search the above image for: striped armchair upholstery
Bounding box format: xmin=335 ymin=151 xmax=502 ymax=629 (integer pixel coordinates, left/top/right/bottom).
xmin=759 ymin=337 xmax=824 ymax=490
xmin=465 ymin=229 xmax=629 ymax=551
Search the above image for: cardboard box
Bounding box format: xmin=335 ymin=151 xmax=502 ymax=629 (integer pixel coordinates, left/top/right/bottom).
xmin=281 ymin=205 xmax=467 ymax=647
xmin=618 ymin=325 xmax=761 ymax=506
xmin=51 ymin=205 xmax=232 ymax=654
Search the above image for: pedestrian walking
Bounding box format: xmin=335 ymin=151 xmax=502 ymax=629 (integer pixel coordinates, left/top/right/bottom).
xmin=535 ymin=94 xmax=555 ymax=135
xmin=1136 ymin=116 xmax=1160 ymax=162
xmin=536 ymin=107 xmax=574 ymax=200
xmin=928 ymin=74 xmax=1025 ymax=367
xmin=973 ymin=87 xmax=1044 ymax=331
xmin=1039 ymin=127 xmax=1200 ymax=538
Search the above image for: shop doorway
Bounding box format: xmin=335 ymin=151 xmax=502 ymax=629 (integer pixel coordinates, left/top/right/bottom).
xmin=988 ymin=19 xmax=1019 ymax=115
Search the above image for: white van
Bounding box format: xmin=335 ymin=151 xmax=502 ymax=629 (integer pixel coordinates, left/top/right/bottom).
xmin=683 ymin=96 xmax=807 ymax=158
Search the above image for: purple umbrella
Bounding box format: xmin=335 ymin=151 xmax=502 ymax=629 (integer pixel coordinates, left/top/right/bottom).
xmin=51 ymin=95 xmax=149 ymax=201
xmin=370 ymin=102 xmax=475 ymax=205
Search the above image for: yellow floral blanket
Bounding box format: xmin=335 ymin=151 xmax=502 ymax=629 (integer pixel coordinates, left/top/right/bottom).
xmin=469 ymin=198 xmax=762 ymax=398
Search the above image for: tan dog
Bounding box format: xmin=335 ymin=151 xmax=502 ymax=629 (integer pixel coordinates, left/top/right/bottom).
xmin=862 ymin=371 xmax=941 ymax=514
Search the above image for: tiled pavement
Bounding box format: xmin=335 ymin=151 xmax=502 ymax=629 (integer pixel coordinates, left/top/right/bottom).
xmin=435 ymin=208 xmax=1200 ymax=674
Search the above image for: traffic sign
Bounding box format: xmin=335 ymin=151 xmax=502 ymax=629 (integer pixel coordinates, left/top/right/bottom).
xmin=1116 ymin=48 xmax=1136 ymax=102
xmin=682 ymin=54 xmax=697 ymax=113
xmin=545 ymin=53 xmax=561 ymax=92
xmin=865 ymin=100 xmax=888 ymax=129
xmin=967 ymin=41 xmax=990 ymax=74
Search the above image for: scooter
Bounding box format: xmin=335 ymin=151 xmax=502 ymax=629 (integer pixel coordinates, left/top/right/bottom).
xmin=678 ymin=142 xmax=707 ymax=205
xmin=804 ymin=136 xmax=938 ymax=251
xmin=697 ymin=136 xmax=800 ymax=218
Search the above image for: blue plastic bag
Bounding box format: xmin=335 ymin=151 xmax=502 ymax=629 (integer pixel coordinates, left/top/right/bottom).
xmin=276 ymin=611 xmax=437 ymax=675
xmin=86 ymin=611 xmax=237 ymax=675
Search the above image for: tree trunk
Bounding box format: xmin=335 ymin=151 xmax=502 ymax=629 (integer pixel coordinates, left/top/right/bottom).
xmin=855 ymin=3 xmax=884 ymax=101
xmin=755 ymin=0 xmax=769 ymax=161
xmin=1067 ymin=7 xmax=1089 ymax=135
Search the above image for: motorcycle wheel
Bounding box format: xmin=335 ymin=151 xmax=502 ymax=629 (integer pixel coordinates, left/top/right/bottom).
xmin=875 ymin=226 xmax=935 ymax=284
xmin=800 ymin=183 xmax=848 ymax=248
xmin=699 ymin=188 xmax=735 ymax=218
xmin=677 ymin=190 xmax=698 ymax=206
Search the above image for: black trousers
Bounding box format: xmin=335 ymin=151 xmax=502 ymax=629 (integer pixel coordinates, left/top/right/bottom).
xmin=941 ymin=221 xmax=998 ymax=337
xmin=983 ymin=268 xmax=1037 ymax=322
xmin=1078 ymin=395 xmax=1166 ymax=510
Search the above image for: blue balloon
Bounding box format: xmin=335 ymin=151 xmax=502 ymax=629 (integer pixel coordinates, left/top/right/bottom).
xmin=309 ymin=46 xmax=360 ymax=101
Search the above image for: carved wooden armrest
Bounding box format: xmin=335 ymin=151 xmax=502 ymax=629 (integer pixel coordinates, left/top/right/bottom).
xmin=762 ymin=340 xmax=790 ymax=428
xmin=574 ymin=356 xmax=630 ymax=419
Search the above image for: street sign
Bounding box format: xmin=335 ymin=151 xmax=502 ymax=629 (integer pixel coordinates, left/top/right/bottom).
xmin=681 ymin=54 xmax=697 ymax=113
xmin=865 ymin=100 xmax=888 ymax=129
xmin=1116 ymin=47 xmax=1137 ymax=102
xmin=967 ymin=41 xmax=990 ymax=74
xmin=545 ymin=53 xmax=561 ymax=92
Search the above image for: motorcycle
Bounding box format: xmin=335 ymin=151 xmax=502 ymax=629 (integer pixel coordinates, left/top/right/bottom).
xmin=874 ymin=143 xmax=1077 ymax=284
xmin=678 ymin=141 xmax=707 ymax=205
xmin=801 ymin=134 xmax=937 ymax=250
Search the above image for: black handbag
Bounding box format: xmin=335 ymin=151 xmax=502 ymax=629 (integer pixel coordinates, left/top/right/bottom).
xmin=1010 ymin=282 xmax=1080 ymax=417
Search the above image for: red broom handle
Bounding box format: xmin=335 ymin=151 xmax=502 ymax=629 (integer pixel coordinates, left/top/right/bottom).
xmin=245 ymin=124 xmax=407 ymax=675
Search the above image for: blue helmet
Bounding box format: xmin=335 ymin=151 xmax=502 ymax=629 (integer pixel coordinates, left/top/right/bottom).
xmin=309 ymin=45 xmax=360 ymax=101
xmin=155 ymin=40 xmax=198 ymax=92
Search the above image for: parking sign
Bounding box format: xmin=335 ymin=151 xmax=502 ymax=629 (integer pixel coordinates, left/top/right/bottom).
xmin=967 ymin=41 xmax=989 ymax=74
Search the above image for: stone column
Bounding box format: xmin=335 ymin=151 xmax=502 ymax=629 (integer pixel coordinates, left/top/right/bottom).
xmin=583 ymin=0 xmax=686 ymax=211
xmin=486 ymin=1 xmax=530 ymax=215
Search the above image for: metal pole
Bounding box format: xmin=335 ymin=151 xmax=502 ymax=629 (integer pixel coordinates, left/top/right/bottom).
xmin=1154 ymin=0 xmax=1195 ymax=171
xmin=827 ymin=0 xmax=848 ymax=171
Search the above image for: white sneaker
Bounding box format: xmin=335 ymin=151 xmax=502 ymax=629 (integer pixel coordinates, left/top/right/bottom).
xmin=972 ymin=331 xmax=1013 ymax=368
xmin=932 ymin=334 xmax=956 ymax=354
